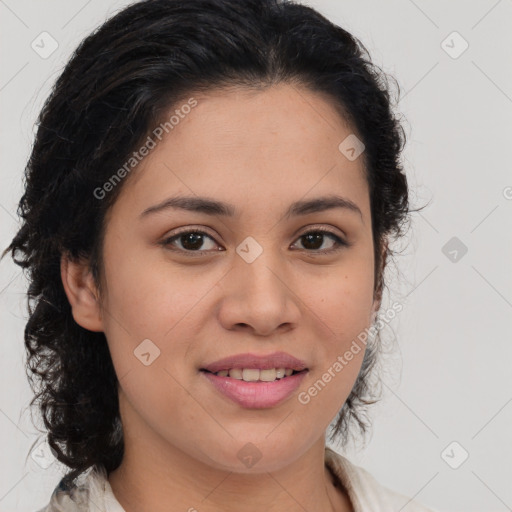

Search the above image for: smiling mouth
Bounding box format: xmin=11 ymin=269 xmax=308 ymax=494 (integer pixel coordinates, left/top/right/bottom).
xmin=200 ymin=368 xmax=307 ymax=383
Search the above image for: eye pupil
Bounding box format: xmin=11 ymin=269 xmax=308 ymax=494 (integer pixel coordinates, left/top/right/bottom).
xmin=181 ymin=233 xmax=204 ymax=251
xmin=302 ymin=233 xmax=324 ymax=250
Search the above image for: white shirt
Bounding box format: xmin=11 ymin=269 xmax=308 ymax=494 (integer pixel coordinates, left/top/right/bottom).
xmin=37 ymin=446 xmax=438 ymax=512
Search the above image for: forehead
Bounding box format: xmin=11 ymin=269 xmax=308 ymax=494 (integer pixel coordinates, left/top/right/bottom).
xmin=111 ymin=83 xmax=370 ymax=223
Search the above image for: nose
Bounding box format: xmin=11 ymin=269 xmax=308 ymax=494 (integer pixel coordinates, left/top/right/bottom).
xmin=217 ymin=249 xmax=301 ymax=337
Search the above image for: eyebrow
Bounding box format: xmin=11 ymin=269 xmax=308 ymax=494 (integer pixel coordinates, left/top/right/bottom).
xmin=139 ymin=194 xmax=363 ymax=221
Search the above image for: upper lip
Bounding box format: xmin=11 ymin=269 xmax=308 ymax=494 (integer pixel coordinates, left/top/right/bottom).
xmin=201 ymin=351 xmax=308 ymax=373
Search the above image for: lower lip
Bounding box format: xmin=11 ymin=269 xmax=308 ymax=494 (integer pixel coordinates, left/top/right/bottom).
xmin=201 ymin=370 xmax=308 ymax=409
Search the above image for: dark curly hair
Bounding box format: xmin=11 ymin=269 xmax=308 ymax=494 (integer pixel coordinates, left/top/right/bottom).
xmin=2 ymin=0 xmax=415 ymax=486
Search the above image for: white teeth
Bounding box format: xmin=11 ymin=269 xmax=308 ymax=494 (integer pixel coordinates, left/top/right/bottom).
xmin=242 ymin=369 xmax=260 ymax=382
xmin=228 ymin=368 xmax=243 ymax=380
xmin=260 ymin=369 xmax=277 ymax=381
xmin=214 ymin=367 xmax=296 ymax=382
xmin=275 ymin=369 xmax=285 ymax=379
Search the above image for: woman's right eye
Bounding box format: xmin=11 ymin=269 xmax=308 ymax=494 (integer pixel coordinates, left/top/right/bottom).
xmin=161 ymin=229 xmax=221 ymax=255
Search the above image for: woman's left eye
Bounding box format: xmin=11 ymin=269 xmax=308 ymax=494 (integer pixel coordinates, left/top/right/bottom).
xmin=160 ymin=228 xmax=348 ymax=255
xmin=292 ymin=229 xmax=348 ymax=252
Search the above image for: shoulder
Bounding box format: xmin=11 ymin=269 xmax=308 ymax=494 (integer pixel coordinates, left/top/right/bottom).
xmin=34 ymin=465 xmax=112 ymax=512
xmin=325 ymin=447 xmax=439 ymax=512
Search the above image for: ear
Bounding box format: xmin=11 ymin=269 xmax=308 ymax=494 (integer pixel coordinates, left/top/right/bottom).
xmin=371 ymin=239 xmax=389 ymax=323
xmin=60 ymin=253 xmax=104 ymax=332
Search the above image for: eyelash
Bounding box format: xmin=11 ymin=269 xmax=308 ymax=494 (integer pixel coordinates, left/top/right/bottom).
xmin=160 ymin=227 xmax=349 ymax=256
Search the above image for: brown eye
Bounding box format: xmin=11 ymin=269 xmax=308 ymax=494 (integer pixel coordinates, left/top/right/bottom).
xmin=293 ymin=229 xmax=348 ymax=253
xmin=161 ymin=229 xmax=221 ymax=254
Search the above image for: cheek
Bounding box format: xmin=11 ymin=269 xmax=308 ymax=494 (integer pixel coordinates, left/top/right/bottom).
xmin=304 ymin=261 xmax=376 ymax=341
xmin=297 ymin=279 xmax=370 ymax=417
xmin=100 ymin=256 xmax=227 ymax=408
xmin=100 ymin=260 xmax=208 ymax=436
xmin=101 ymin=243 xmax=201 ymax=335
xmin=296 ymin=260 xmax=374 ymax=395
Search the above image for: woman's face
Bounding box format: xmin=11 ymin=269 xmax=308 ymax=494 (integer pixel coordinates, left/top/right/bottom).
xmin=95 ymin=83 xmax=379 ymax=472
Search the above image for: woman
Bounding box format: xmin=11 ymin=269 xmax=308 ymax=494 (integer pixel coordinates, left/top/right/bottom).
xmin=3 ymin=0 xmax=434 ymax=510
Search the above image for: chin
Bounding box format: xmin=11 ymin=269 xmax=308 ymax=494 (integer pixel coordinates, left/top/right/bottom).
xmin=193 ymin=435 xmax=312 ymax=474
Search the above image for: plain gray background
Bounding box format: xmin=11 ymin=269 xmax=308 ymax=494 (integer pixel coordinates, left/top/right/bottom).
xmin=1 ymin=1 xmax=511 ymax=511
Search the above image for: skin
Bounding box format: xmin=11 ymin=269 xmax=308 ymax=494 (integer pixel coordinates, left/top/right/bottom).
xmin=61 ymin=82 xmax=385 ymax=512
